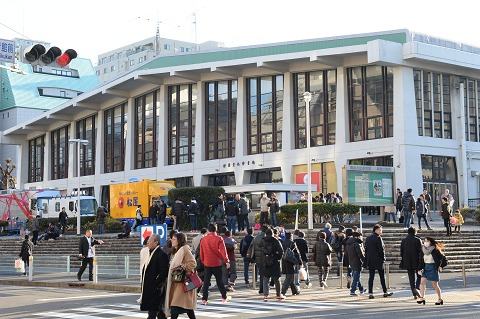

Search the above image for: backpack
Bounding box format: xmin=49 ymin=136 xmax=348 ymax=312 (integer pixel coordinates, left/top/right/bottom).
xmin=246 ymin=241 xmax=254 ymax=260
xmin=262 ymin=240 xmax=275 ymax=267
xmin=330 ymin=233 xmax=343 ymax=250
xmin=240 ymin=238 xmax=248 ymax=257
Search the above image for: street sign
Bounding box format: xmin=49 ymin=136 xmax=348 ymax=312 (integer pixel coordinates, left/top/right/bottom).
xmin=0 ymin=39 xmax=15 ymax=63
xmin=140 ymin=224 xmax=167 ymax=246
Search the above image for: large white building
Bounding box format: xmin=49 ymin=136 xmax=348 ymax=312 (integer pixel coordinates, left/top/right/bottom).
xmin=2 ymin=29 xmax=480 ymax=211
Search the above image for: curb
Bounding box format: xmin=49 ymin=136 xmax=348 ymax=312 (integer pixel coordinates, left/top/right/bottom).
xmin=0 ymin=279 xmax=140 ymax=293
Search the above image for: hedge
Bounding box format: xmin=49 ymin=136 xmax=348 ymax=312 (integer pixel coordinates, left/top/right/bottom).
xmin=278 ymin=202 xmax=360 ymax=225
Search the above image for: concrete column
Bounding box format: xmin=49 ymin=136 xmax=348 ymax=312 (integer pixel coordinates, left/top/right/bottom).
xmin=235 ymin=77 xmax=246 ymax=158
xmin=194 ymin=81 xmax=204 ymax=186
xmin=125 ymin=98 xmax=134 ymax=173
xmin=43 ymin=133 xmax=51 ymax=182
xmin=282 ymin=72 xmax=293 ymax=152
xmin=335 ymin=67 xmax=348 ymax=191
xmin=157 ymin=85 xmax=167 ymax=176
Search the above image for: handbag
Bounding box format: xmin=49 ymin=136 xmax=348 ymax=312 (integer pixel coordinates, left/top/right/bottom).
xmin=183 ymin=272 xmax=203 ymax=292
xmin=171 ymin=265 xmax=186 ymax=283
xmin=282 ymin=246 xmax=298 ymax=264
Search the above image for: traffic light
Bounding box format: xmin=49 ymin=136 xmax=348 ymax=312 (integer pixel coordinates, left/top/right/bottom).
xmin=20 ymin=44 xmax=77 ymax=68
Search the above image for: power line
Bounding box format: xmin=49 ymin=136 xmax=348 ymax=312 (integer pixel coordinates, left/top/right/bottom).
xmin=0 ymin=22 xmax=31 ymax=40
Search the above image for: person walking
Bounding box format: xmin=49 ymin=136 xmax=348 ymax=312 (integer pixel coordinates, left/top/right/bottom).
xmin=396 ymin=190 xmax=404 ymax=224
xmin=259 ymin=193 xmax=270 ymax=226
xmin=58 ymin=207 xmax=68 ymax=236
xmin=187 ymin=197 xmax=199 ymax=233
xmin=32 ymin=215 xmax=40 ymax=246
xmin=280 ymin=232 xmax=300 ymax=297
xmin=252 ymin=225 xmax=267 ymax=293
xmin=294 ymin=231 xmax=311 ymax=288
xmin=417 ymin=236 xmax=448 ymax=305
xmin=260 ymin=228 xmax=283 ymax=301
xmin=239 ymin=228 xmax=254 ymax=287
xmin=416 ymin=195 xmax=432 ymax=230
xmin=165 ymin=232 xmax=197 ymax=319
xmin=400 ymin=227 xmax=422 ymax=299
xmin=223 ymin=230 xmax=238 ymax=291
xmin=330 ymin=225 xmax=345 ymax=277
xmin=440 ymin=197 xmax=452 ymax=236
xmin=18 ymin=234 xmax=33 ymax=276
xmin=312 ymin=231 xmax=332 ymax=289
xmin=401 ymin=188 xmax=416 ymax=230
xmin=342 ymin=228 xmax=354 ymax=288
xmin=96 ymin=206 xmax=107 ymax=234
xmin=77 ymin=229 xmax=104 ymax=281
xmin=423 ymin=189 xmax=432 ymax=221
xmin=199 ymin=223 xmax=231 ymax=304
xmin=133 ymin=205 xmax=143 ymax=231
xmin=346 ymin=232 xmax=365 ymax=296
xmin=139 ymin=234 xmax=169 ymax=319
xmin=148 ymin=202 xmax=160 ymax=225
xmin=364 ymin=224 xmax=393 ymax=299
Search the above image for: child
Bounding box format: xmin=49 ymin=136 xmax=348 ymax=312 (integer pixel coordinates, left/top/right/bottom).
xmin=453 ymin=210 xmax=464 ymax=233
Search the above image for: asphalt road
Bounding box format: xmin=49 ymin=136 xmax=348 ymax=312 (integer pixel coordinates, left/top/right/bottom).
xmin=2 ymin=284 xmax=479 ymax=319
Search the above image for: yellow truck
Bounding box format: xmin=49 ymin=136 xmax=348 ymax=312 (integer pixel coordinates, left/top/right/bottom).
xmin=109 ymin=180 xmax=175 ymax=224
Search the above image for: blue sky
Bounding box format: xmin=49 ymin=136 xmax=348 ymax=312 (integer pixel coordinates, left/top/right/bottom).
xmin=1 ymin=0 xmax=479 ymax=64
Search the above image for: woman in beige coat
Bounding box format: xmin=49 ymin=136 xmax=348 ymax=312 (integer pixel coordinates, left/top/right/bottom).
xmin=165 ymin=232 xmax=197 ymax=319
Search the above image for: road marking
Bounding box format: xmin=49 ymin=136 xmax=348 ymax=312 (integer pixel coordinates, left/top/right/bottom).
xmin=37 ymin=292 xmax=136 ymax=302
xmin=35 ymin=312 xmax=104 ymax=319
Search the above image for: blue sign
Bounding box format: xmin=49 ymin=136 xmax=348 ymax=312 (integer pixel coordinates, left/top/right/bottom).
xmin=0 ymin=39 xmax=15 ymax=63
xmin=139 ymin=223 xmax=167 ymax=247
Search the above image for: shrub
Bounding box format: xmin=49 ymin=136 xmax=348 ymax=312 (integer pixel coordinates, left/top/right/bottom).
xmin=278 ymin=202 xmax=360 ymax=225
xmin=168 ymin=186 xmax=225 ymax=231
xmin=459 ymin=207 xmax=475 ymax=220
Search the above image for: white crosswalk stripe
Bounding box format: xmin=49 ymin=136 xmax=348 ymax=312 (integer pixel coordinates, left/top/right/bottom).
xmin=32 ymin=300 xmax=359 ymax=318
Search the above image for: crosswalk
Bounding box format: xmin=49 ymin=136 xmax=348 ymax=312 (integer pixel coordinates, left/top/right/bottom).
xmin=33 ymin=299 xmax=360 ymax=318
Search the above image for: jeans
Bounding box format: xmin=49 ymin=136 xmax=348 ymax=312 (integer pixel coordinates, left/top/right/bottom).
xmin=202 ymin=266 xmax=227 ymax=301
xmin=350 ymin=270 xmax=364 ymax=293
xmin=149 ymin=218 xmax=156 ymax=225
xmin=336 ymin=251 xmax=343 ymax=276
xmin=407 ymin=269 xmax=421 ymax=296
xmin=281 ymin=273 xmax=299 ymax=295
xmin=32 ymin=230 xmax=39 ymax=245
xmin=226 ymin=216 xmax=237 ymax=235
xmin=403 ymin=211 xmax=412 ymax=228
xmin=60 ymin=221 xmax=66 ymax=235
xmin=417 ymin=215 xmax=430 ymax=229
xmin=189 ymin=215 xmax=198 ymax=231
xmin=222 ymin=260 xmax=237 ymax=286
xmin=443 ymin=218 xmax=452 ymax=235
xmin=386 ymin=212 xmax=396 ymax=223
xmin=97 ymin=224 xmax=104 ymax=235
xmin=270 ymin=212 xmax=278 ymax=227
xmin=263 ymin=276 xmax=281 ymax=297
xmin=368 ymin=268 xmax=387 ymax=294
xmin=243 ymin=257 xmax=251 ymax=283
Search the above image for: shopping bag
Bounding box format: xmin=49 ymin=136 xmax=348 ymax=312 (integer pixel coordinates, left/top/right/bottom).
xmin=183 ymin=272 xmax=203 ymax=292
xmin=450 ymin=217 xmax=458 ymax=224
xmin=15 ymin=258 xmax=25 ymax=273
xmin=299 ymin=266 xmax=308 ymax=281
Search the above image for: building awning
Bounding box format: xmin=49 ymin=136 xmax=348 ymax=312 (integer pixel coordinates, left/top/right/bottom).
xmin=222 ymin=183 xmax=317 ymax=194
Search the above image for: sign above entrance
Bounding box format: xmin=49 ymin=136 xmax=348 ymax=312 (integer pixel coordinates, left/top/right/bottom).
xmin=344 ymin=165 xmax=394 ymax=206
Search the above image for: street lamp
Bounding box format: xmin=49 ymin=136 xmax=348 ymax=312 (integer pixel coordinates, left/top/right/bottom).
xmin=303 ymin=91 xmax=313 ymax=230
xmin=69 ymin=138 xmax=89 ymax=235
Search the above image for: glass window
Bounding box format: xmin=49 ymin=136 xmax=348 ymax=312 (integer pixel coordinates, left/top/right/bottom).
xmin=50 ymin=126 xmax=69 ymax=180
xmin=104 ymin=103 xmax=127 ymax=173
xmin=347 ymin=66 xmax=393 ymax=142
xmin=111 ymin=65 xmax=116 ymax=71
xmin=135 ymin=90 xmax=159 ymax=169
xmin=129 ymin=60 xmax=134 ymax=66
xmin=250 ymin=168 xmax=283 ymax=184
xmin=168 ymin=84 xmax=197 ymax=164
xmin=294 ymin=70 xmax=336 ymax=148
xmin=205 ymin=80 xmax=237 ymax=160
xmin=28 ymin=135 xmax=45 ymax=183
xmin=207 ymin=173 xmax=236 ymax=186
xmin=247 ymin=75 xmax=283 ymax=154
xmin=76 ymin=115 xmax=96 ymax=176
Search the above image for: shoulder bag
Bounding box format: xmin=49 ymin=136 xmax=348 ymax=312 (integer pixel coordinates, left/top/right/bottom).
xmin=171 ymin=265 xmax=186 ymax=282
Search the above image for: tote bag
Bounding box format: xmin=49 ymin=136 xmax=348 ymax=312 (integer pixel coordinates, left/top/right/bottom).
xmin=183 ymin=272 xmax=203 ymax=292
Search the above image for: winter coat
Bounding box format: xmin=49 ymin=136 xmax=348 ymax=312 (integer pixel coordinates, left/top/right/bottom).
xmin=239 ymin=234 xmax=254 ymax=258
xmin=364 ymin=233 xmax=386 ymax=270
xmin=441 ymin=202 xmax=452 ymax=220
xmin=317 ymin=228 xmax=332 ymax=243
xmin=342 ymin=235 xmax=351 ymax=267
xmin=252 ymin=232 xmax=265 ymax=264
xmin=165 ymin=245 xmax=197 ymax=317
xmin=32 ymin=218 xmax=40 ymax=232
xmin=293 ymin=237 xmax=309 ymax=262
xmin=260 ymin=196 xmax=270 ymax=212
xmin=148 ymin=204 xmax=160 ymax=219
xmin=400 ymin=234 xmax=422 ymax=270
xmin=238 ymin=198 xmax=250 ymax=215
xmin=454 ymin=213 xmax=464 ymax=226
xmin=415 ymin=200 xmax=426 ymax=217
xmin=401 ymin=192 xmax=415 ymax=212
xmin=140 ymin=245 xmax=169 ymax=312
xmin=268 ymin=198 xmax=280 ymax=214
xmin=259 ymin=235 xmax=283 ymax=278
xmin=199 ymin=232 xmax=229 ymax=267
xmin=281 ymin=239 xmax=299 ymax=274
xmin=345 ymin=237 xmax=365 ymax=271
xmin=225 ymin=200 xmax=238 ymax=217
xmin=96 ymin=208 xmax=106 ymax=224
xmin=172 ymin=200 xmax=186 ymax=217
xmin=19 ymin=239 xmax=33 ymax=261
xmin=312 ymin=238 xmax=332 ymax=267
xmin=187 ymin=200 xmax=199 ymax=216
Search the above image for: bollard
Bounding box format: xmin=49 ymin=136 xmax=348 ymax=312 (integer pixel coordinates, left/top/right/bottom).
xmin=93 ymin=257 xmax=98 ymax=284
xmin=339 ymin=263 xmax=343 ymax=289
xmin=67 ymin=255 xmax=70 ymax=275
xmin=385 ymin=262 xmax=390 ymax=289
xmin=28 ymin=255 xmax=33 ymax=282
xmin=125 ymin=255 xmax=130 ymax=279
xmin=462 ymin=261 xmax=466 ymax=287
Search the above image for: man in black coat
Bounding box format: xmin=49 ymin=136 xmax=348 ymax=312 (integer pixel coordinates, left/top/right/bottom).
xmin=77 ymin=229 xmax=104 ymax=281
xmin=140 ymin=234 xmax=169 ymax=319
xmin=400 ymin=227 xmax=422 ymax=299
xmin=345 ymin=232 xmax=365 ymax=296
xmin=364 ymin=224 xmax=392 ymax=299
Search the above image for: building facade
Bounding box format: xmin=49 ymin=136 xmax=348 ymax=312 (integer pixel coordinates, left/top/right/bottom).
xmin=3 ymin=29 xmax=480 ymax=210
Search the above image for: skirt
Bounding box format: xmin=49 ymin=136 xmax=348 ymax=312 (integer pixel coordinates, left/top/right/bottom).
xmin=422 ymin=263 xmax=439 ymax=282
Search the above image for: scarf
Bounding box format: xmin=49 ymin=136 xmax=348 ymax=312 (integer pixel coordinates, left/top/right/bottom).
xmin=422 ymin=245 xmax=434 ymax=255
